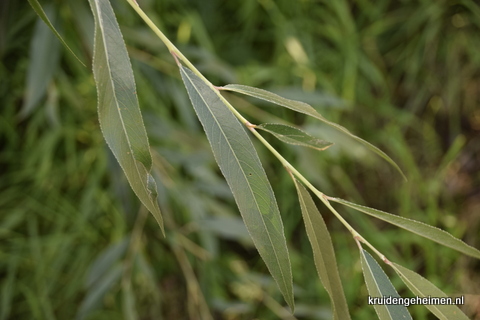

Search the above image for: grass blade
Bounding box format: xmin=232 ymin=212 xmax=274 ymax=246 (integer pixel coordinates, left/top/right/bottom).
xmin=391 ymin=263 xmax=469 ymax=320
xmin=360 ymin=249 xmax=412 ymax=320
xmin=221 ymin=84 xmax=406 ymax=180
xmin=331 ymin=197 xmax=480 ymax=260
xmin=89 ymin=0 xmax=163 ymax=233
xmin=180 ymin=66 xmax=294 ymax=311
xmin=256 ymin=123 xmax=333 ymax=151
xmin=27 ymin=0 xmax=85 ymax=67
xmin=293 ymin=179 xmax=351 ymax=320
xmin=0 ymin=259 xmax=18 ymax=320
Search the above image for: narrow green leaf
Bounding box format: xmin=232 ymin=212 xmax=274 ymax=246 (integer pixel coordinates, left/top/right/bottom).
xmin=391 ymin=263 xmax=469 ymax=320
xmin=293 ymin=179 xmax=351 ymax=320
xmin=360 ymin=249 xmax=412 ymax=320
xmin=222 ymin=84 xmax=322 ymax=117
xmin=221 ymin=84 xmax=406 ymax=180
xmin=77 ymin=265 xmax=123 ymax=320
xmin=21 ymin=4 xmax=60 ymax=118
xmin=180 ymin=66 xmax=294 ymax=311
xmin=27 ymin=0 xmax=86 ymax=67
xmin=89 ymin=0 xmax=163 ymax=233
xmin=331 ymin=197 xmax=480 ymax=260
xmin=86 ymin=238 xmax=129 ymax=288
xmin=256 ymin=123 xmax=333 ymax=151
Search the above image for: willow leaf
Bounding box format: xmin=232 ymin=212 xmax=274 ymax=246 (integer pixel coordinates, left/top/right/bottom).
xmin=28 ymin=0 xmax=85 ymax=67
xmin=360 ymin=249 xmax=412 ymax=320
xmin=293 ymin=179 xmax=350 ymax=320
xmin=221 ymin=84 xmax=405 ymax=180
xmin=256 ymin=123 xmax=333 ymax=151
xmin=89 ymin=0 xmax=163 ymax=233
xmin=180 ymin=66 xmax=294 ymax=310
xmin=391 ymin=263 xmax=469 ymax=320
xmin=331 ymin=198 xmax=480 ymax=260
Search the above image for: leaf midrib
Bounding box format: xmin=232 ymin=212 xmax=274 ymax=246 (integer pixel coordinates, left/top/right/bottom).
xmin=297 ymin=188 xmax=340 ymax=319
xmin=182 ymin=69 xmax=289 ymax=294
xmin=297 ymin=190 xmax=334 ymax=293
xmin=362 ymin=252 xmax=395 ymax=320
xmin=94 ymin=0 xmax=152 ymax=207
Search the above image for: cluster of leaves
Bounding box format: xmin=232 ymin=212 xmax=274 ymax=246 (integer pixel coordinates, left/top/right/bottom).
xmin=63 ymin=0 xmax=480 ymax=318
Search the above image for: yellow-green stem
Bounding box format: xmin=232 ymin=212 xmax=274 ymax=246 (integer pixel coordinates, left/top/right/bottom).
xmin=125 ymin=0 xmax=250 ymax=127
xmin=125 ymin=1 xmax=208 ymax=83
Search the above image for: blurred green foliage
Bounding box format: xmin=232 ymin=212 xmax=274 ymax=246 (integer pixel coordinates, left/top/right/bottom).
xmin=1 ymin=0 xmax=479 ymax=319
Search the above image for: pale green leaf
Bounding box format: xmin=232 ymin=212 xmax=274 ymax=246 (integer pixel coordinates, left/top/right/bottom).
xmin=391 ymin=263 xmax=469 ymax=320
xmin=293 ymin=179 xmax=351 ymax=320
xmin=89 ymin=0 xmax=163 ymax=233
xmin=77 ymin=265 xmax=122 ymax=320
xmin=257 ymin=123 xmax=333 ymax=151
xmin=331 ymin=198 xmax=480 ymax=260
xmin=221 ymin=84 xmax=406 ymax=180
xmin=221 ymin=84 xmax=320 ymax=116
xmin=21 ymin=4 xmax=60 ymax=118
xmin=27 ymin=0 xmax=86 ymax=67
xmin=180 ymin=66 xmax=294 ymax=311
xmin=360 ymin=249 xmax=412 ymax=320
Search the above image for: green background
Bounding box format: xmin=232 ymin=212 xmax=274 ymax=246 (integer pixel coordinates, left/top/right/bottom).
xmin=1 ymin=0 xmax=479 ymax=319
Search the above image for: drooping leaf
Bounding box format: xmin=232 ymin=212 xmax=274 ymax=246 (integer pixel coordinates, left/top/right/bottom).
xmin=27 ymin=0 xmax=86 ymax=67
xmin=293 ymin=179 xmax=351 ymax=320
xmin=86 ymin=238 xmax=129 ymax=288
xmin=331 ymin=197 xmax=480 ymax=260
xmin=391 ymin=263 xmax=470 ymax=320
xmin=180 ymin=66 xmax=294 ymax=311
xmin=360 ymin=249 xmax=412 ymax=320
xmin=256 ymin=123 xmax=333 ymax=151
xmin=221 ymin=84 xmax=406 ymax=180
xmin=77 ymin=265 xmax=123 ymax=320
xmin=268 ymin=87 xmax=347 ymax=109
xmin=21 ymin=4 xmax=60 ymax=118
xmin=89 ymin=0 xmax=163 ymax=233
xmin=221 ymin=84 xmax=323 ymax=117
